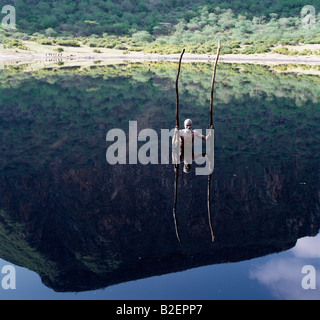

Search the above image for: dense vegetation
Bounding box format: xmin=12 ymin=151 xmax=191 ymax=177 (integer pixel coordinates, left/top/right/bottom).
xmin=9 ymin=0 xmax=320 ymax=35
xmin=2 ymin=0 xmax=320 ymax=54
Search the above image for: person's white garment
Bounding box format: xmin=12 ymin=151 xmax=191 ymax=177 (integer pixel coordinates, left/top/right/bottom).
xmin=172 ymin=128 xmax=180 ymax=165
xmin=172 ymin=128 xmax=211 ymax=165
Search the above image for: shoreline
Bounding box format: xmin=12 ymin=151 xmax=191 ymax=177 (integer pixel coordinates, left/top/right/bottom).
xmin=2 ymin=50 xmax=320 ymax=65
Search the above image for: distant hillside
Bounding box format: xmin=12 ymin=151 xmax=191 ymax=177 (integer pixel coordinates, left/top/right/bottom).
xmin=8 ymin=0 xmax=320 ymax=36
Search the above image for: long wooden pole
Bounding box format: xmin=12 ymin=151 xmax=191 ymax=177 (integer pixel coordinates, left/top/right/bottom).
xmin=176 ymin=48 xmax=185 ymax=128
xmin=172 ymin=48 xmax=185 ymax=242
xmin=210 ymin=40 xmax=221 ymax=127
xmin=207 ymin=40 xmax=221 ymax=243
xmin=208 ymin=174 xmax=214 ymax=242
xmin=173 ymin=165 xmax=181 ymax=242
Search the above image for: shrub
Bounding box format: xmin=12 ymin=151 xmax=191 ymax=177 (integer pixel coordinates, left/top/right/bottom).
xmin=38 ymin=39 xmax=53 ymax=45
xmin=272 ymin=47 xmax=290 ymax=55
xmin=114 ymin=44 xmax=127 ymax=50
xmin=132 ymin=31 xmax=155 ymax=43
xmin=105 ymin=42 xmax=116 ymax=48
xmin=221 ymin=47 xmax=233 ymax=54
xmin=57 ymin=40 xmax=80 ymax=47
xmin=45 ymin=28 xmax=57 ymax=37
xmin=288 ymin=50 xmax=299 ymax=56
xmin=254 ymin=45 xmax=271 ymax=53
xmin=299 ymin=49 xmax=313 ymax=56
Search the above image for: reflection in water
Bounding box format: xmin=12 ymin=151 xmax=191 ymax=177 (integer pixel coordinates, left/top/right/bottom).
xmin=172 ymin=124 xmax=215 ymax=242
xmin=173 ymin=164 xmax=181 ymax=242
xmin=0 ymin=62 xmax=319 ymax=295
xmin=250 ymin=234 xmax=320 ymax=300
xmin=207 ymin=173 xmax=214 ymax=242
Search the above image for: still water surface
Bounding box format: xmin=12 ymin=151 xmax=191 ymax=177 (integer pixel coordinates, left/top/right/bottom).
xmin=0 ymin=61 xmax=319 ymax=299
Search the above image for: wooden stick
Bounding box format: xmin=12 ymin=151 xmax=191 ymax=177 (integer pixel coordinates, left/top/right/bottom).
xmin=176 ymin=48 xmax=185 ymax=128
xmin=207 ymin=173 xmax=214 ymax=242
xmin=173 ymin=165 xmax=181 ymax=242
xmin=207 ymin=41 xmax=220 ymax=242
xmin=210 ymin=40 xmax=221 ymax=127
xmin=172 ymin=49 xmax=185 ymax=242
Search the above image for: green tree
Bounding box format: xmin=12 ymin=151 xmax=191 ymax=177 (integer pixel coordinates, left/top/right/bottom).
xmin=132 ymin=31 xmax=155 ymax=43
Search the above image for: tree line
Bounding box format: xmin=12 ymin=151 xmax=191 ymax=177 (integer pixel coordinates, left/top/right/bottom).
xmin=10 ymin=0 xmax=320 ymax=36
